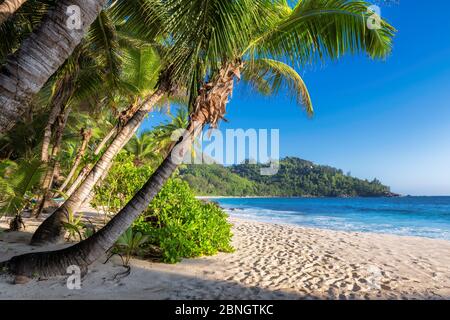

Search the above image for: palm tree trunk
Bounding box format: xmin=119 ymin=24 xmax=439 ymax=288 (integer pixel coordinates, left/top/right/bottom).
xmin=6 ymin=120 xmax=199 ymax=278
xmin=63 ymin=104 xmax=138 ymax=202
xmin=6 ymin=153 xmax=181 ymax=278
xmin=58 ymin=128 xmax=92 ymax=193
xmin=0 ymin=0 xmax=107 ymax=134
xmin=30 ymin=89 xmax=166 ymax=245
xmin=93 ymin=126 xmax=117 ymax=156
xmin=64 ymin=123 xmax=119 ymax=200
xmin=41 ymin=104 xmax=63 ymax=163
xmin=35 ymin=106 xmax=71 ymax=217
xmin=53 ymin=161 xmax=62 ymax=185
xmin=92 ymin=101 xmax=141 ymax=156
xmin=41 ymin=49 xmax=81 ymax=163
xmin=0 ymin=0 xmax=27 ymax=25
xmin=3 ymin=61 xmax=242 ymax=278
xmin=65 ymin=165 xmax=90 ymax=198
xmin=81 ymin=127 xmax=135 ymax=207
xmin=35 ymin=68 xmax=79 ymax=216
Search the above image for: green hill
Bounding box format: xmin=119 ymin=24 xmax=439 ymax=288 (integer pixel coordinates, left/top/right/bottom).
xmin=179 ymin=157 xmax=397 ymax=197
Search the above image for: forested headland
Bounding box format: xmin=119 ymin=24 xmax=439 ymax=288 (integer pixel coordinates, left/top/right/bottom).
xmin=180 ymin=157 xmax=397 ymax=197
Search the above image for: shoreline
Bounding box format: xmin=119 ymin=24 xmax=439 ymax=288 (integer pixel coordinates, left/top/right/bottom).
xmin=200 ymin=197 xmax=450 ymax=243
xmin=1 ymin=214 xmax=450 ymax=299
xmin=196 ymin=195 xmax=403 ymax=199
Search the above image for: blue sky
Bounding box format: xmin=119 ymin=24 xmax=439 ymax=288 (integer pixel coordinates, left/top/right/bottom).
xmin=142 ymin=0 xmax=450 ymax=196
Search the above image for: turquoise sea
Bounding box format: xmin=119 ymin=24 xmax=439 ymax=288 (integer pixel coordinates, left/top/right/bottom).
xmin=212 ymin=197 xmax=450 ymax=241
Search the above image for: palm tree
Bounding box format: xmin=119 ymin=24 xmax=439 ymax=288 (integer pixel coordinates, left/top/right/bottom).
xmin=125 ymin=131 xmax=157 ymax=166
xmin=28 ymin=1 xmax=164 ymax=222
xmin=150 ymin=107 xmax=189 ymax=154
xmin=0 ymin=0 xmax=167 ymax=133
xmin=58 ymin=111 xmax=116 ymax=198
xmin=125 ymin=107 xmax=189 ymax=165
xmin=2 ymin=0 xmax=395 ymax=278
xmin=38 ymin=50 xmax=82 ymax=168
xmin=58 ymin=128 xmax=92 ymax=193
xmin=0 ymin=0 xmax=27 ymax=25
xmin=0 ymin=0 xmax=109 ymax=134
xmin=34 ymin=104 xmax=72 ymax=215
xmin=30 ymin=16 xmax=168 ymax=244
xmin=29 ymin=0 xmax=256 ymax=244
xmin=30 ymin=83 xmax=169 ymax=245
xmin=33 ymin=35 xmax=106 ymax=216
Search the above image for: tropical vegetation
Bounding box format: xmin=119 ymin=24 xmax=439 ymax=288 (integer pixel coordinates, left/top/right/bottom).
xmin=0 ymin=0 xmax=395 ymax=280
xmin=180 ymin=157 xmax=395 ymax=197
xmin=93 ymin=157 xmax=233 ymax=263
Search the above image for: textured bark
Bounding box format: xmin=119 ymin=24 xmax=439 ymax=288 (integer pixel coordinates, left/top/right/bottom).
xmin=65 ymin=164 xmax=89 ymax=198
xmin=7 ymin=153 xmax=181 ymax=278
xmin=41 ymin=81 xmax=69 ymax=162
xmin=58 ymin=128 xmax=92 ymax=193
xmin=53 ymin=161 xmax=63 ymax=185
xmin=81 ymin=128 xmax=133 ymax=207
xmin=93 ymin=125 xmax=117 ymax=156
xmin=40 ymin=102 xmax=60 ymax=163
xmin=30 ymin=89 xmax=165 ymax=245
xmin=41 ymin=48 xmax=81 ymax=163
xmin=3 ymin=62 xmax=242 ymax=278
xmin=35 ymin=106 xmax=71 ymax=218
xmin=0 ymin=0 xmax=107 ymax=133
xmin=92 ymin=102 xmax=140 ymax=156
xmin=64 ymin=124 xmax=118 ymax=199
xmin=0 ymin=0 xmax=27 ymax=25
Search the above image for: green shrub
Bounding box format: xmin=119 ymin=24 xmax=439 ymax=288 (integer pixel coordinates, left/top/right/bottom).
xmin=115 ymin=228 xmax=149 ymax=265
xmin=92 ymin=153 xmax=153 ymax=215
xmin=93 ymin=154 xmax=234 ymax=263
xmin=134 ymin=179 xmax=234 ymax=263
xmin=0 ymin=158 xmax=45 ymax=219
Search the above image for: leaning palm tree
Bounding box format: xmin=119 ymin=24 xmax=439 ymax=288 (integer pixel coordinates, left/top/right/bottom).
xmin=57 ymin=110 xmax=117 ymax=197
xmin=29 ymin=52 xmax=167 ymax=244
xmin=58 ymin=128 xmax=93 ymax=192
xmin=30 ymin=67 xmax=169 ymax=245
xmin=29 ymin=0 xmax=263 ymax=245
xmin=2 ymin=0 xmax=395 ymax=278
xmin=0 ymin=0 xmax=111 ymax=133
xmin=32 ymin=13 xmax=121 ymax=217
xmin=33 ymin=50 xmax=83 ymax=216
xmin=29 ymin=2 xmax=166 ymax=239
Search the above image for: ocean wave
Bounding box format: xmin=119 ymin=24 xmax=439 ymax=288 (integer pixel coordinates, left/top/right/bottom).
xmin=220 ymin=200 xmax=450 ymax=241
xmin=338 ymin=205 xmax=422 ymax=214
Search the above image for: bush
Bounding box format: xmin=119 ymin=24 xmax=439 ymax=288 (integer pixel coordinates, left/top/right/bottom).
xmin=93 ymin=154 xmax=234 ymax=263
xmin=92 ymin=153 xmax=154 ymax=215
xmin=134 ymin=179 xmax=234 ymax=263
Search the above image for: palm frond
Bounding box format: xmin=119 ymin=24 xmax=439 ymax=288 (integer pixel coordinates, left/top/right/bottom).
xmin=121 ymin=46 xmax=162 ymax=97
xmin=243 ymin=58 xmax=313 ymax=115
xmin=0 ymin=158 xmax=45 ymax=217
xmin=164 ymin=0 xmax=270 ymax=97
xmin=87 ymin=10 xmax=123 ymax=88
xmin=109 ymin=0 xmax=166 ymax=42
xmin=245 ymin=0 xmax=396 ymax=67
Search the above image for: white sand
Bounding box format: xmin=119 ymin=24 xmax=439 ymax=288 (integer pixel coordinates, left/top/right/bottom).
xmin=1 ymin=215 xmax=450 ymax=300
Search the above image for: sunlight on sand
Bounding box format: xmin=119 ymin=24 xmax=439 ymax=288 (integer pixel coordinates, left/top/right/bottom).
xmin=1 ymin=215 xmax=450 ymax=299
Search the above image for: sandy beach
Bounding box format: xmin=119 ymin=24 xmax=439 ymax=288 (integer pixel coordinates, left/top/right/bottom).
xmin=1 ymin=215 xmax=450 ymax=300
